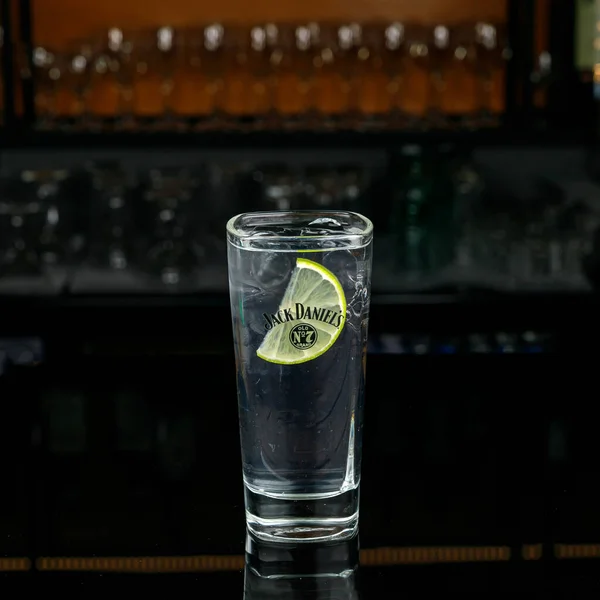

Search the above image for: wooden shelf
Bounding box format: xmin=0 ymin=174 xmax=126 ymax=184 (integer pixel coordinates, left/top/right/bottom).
xmin=31 ymin=0 xmax=508 ymax=47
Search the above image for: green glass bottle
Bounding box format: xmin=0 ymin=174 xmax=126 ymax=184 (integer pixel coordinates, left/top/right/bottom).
xmin=390 ymin=145 xmax=433 ymax=280
xmin=428 ymin=144 xmax=459 ymax=274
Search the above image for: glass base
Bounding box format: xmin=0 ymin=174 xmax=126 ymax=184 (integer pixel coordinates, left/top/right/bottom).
xmin=244 ymin=484 xmax=359 ymax=543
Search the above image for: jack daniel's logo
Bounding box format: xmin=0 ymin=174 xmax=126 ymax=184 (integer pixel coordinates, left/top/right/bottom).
xmin=263 ymin=302 xmax=345 ymax=331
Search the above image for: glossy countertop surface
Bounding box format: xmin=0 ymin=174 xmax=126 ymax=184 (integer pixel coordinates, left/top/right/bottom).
xmin=1 ymin=343 xmax=600 ymax=591
xmin=1 ymin=550 xmax=595 ymax=595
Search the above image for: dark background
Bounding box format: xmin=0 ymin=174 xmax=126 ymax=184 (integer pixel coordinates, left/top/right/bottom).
xmin=2 ymin=0 xmax=600 ymax=593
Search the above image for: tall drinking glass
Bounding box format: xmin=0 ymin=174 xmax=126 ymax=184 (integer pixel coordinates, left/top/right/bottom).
xmin=227 ymin=211 xmax=373 ymax=543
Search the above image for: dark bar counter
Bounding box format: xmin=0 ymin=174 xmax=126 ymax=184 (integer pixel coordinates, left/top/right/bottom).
xmin=0 ymin=326 xmax=599 ymax=592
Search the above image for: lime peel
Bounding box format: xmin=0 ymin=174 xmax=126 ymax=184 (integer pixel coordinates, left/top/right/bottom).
xmin=256 ymin=258 xmax=347 ymax=365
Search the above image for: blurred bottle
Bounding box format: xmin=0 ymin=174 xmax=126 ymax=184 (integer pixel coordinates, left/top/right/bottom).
xmin=253 ymin=164 xmax=302 ymax=211
xmin=0 ymin=26 xmax=4 ymax=125
xmin=450 ymin=151 xmax=485 ymax=273
xmin=0 ymin=174 xmax=44 ymax=277
xmin=354 ymin=24 xmax=393 ymax=128
xmin=141 ymin=166 xmax=205 ymax=286
xmin=390 ymin=145 xmax=433 ymax=278
xmin=85 ymin=161 xmax=138 ymax=271
xmin=20 ymin=169 xmax=73 ymax=269
xmin=302 ymin=165 xmax=339 ymax=209
xmin=337 ymin=164 xmax=368 ymax=212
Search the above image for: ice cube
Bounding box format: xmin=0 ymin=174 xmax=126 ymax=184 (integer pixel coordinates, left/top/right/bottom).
xmin=308 ymin=217 xmax=343 ymax=229
xmin=252 ymin=252 xmax=292 ymax=290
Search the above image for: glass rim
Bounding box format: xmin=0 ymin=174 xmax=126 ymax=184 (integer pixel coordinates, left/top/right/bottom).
xmin=226 ymin=210 xmax=373 ymax=250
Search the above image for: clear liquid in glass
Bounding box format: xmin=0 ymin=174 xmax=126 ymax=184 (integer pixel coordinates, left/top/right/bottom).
xmin=227 ymin=212 xmax=372 ymax=542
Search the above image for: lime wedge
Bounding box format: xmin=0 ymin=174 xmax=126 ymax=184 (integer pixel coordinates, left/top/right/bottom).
xmin=257 ymin=258 xmax=347 ymax=365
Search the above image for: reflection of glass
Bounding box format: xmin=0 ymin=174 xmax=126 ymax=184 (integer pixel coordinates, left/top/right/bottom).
xmin=244 ymin=532 xmax=359 ymax=599
xmin=227 ymin=211 xmax=373 ymax=543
